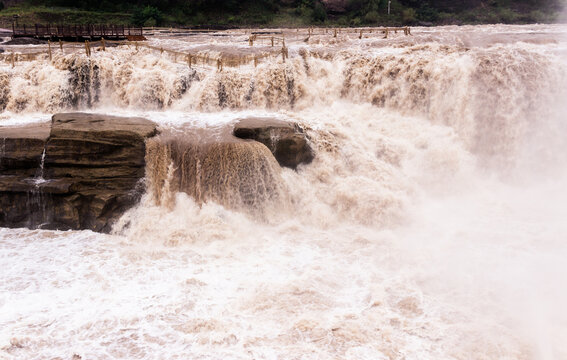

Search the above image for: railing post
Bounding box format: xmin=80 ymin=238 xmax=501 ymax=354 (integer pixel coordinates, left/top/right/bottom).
xmin=48 ymin=40 xmax=52 ymax=61
xmin=59 ymin=39 xmax=63 ymax=52
xmin=101 ymin=38 xmax=105 ymax=51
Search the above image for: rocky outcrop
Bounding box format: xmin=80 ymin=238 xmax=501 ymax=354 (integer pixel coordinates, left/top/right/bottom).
xmin=233 ymin=118 xmax=314 ymax=169
xmin=0 ymin=114 xmax=314 ymax=232
xmin=0 ymin=113 xmax=157 ymax=232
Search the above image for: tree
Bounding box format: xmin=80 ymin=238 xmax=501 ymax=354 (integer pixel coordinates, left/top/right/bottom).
xmin=132 ymin=5 xmax=163 ymax=26
xmin=312 ymin=1 xmax=328 ymax=22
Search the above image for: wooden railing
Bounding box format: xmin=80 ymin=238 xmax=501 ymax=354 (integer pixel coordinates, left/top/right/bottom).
xmin=0 ymin=39 xmax=288 ymax=70
xmin=1 ymin=26 xmax=413 ymax=69
xmin=12 ymin=24 xmax=144 ymax=40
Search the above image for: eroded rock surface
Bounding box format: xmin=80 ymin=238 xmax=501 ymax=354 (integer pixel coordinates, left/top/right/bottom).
xmin=0 ymin=113 xmax=158 ymax=232
xmin=233 ymin=117 xmax=314 ymax=169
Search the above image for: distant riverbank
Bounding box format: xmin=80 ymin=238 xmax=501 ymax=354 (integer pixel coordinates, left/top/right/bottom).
xmin=0 ymin=0 xmax=564 ymax=28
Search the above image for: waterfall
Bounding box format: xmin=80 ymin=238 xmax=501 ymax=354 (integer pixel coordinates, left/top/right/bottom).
xmin=1 ymin=24 xmax=567 ymax=360
xmin=144 ymin=126 xmax=289 ymax=220
xmin=34 ymin=147 xmax=47 ymax=184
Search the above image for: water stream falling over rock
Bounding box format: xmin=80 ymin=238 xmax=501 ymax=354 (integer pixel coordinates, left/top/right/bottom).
xmin=145 ymin=126 xmax=290 ymax=219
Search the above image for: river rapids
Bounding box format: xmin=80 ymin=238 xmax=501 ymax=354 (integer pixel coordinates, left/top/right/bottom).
xmin=1 ymin=24 xmax=567 ymax=359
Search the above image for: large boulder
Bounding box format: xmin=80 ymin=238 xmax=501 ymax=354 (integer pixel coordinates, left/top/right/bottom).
xmin=233 ymin=118 xmax=314 ymax=170
xmin=0 ymin=113 xmax=158 ymax=232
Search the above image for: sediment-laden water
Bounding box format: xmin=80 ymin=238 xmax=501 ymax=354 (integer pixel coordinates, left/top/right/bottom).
xmin=1 ymin=24 xmax=567 ymax=359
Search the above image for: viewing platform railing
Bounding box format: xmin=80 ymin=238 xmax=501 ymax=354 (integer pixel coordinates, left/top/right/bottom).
xmin=11 ymin=24 xmax=144 ymax=41
xmin=1 ymin=26 xmax=412 ymax=70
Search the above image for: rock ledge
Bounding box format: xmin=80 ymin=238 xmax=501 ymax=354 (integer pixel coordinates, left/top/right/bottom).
xmin=233 ymin=117 xmax=314 ymax=169
xmin=0 ymin=113 xmax=158 ymax=232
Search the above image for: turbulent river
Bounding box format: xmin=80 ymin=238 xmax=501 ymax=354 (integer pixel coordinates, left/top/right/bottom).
xmin=1 ymin=24 xmax=567 ymax=359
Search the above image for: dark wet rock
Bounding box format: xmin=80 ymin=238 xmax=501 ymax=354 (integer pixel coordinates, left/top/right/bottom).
xmin=0 ymin=123 xmax=50 ymax=176
xmin=233 ymin=117 xmax=314 ymax=169
xmin=0 ymin=113 xmax=158 ymax=232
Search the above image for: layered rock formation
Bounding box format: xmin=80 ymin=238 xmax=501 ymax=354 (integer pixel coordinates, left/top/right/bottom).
xmin=233 ymin=118 xmax=314 ymax=169
xmin=0 ymin=114 xmax=314 ymax=232
xmin=0 ymin=113 xmax=157 ymax=232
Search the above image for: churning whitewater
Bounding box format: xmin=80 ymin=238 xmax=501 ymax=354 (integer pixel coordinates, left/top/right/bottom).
xmin=1 ymin=24 xmax=567 ymax=359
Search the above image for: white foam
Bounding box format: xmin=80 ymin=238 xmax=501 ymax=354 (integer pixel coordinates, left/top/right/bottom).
xmin=1 ymin=24 xmax=567 ymax=359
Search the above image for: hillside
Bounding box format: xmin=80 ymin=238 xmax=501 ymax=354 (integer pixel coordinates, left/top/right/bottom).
xmin=0 ymin=0 xmax=564 ymax=28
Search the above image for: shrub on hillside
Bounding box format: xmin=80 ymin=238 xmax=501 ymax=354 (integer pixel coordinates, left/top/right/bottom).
xmin=132 ymin=5 xmax=163 ymax=27
xmin=364 ymin=10 xmax=379 ymax=23
xmin=402 ymin=8 xmax=416 ymax=23
xmin=312 ymin=1 xmax=327 ymax=22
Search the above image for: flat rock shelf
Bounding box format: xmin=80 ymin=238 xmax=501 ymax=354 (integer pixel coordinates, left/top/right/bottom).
xmin=0 ymin=113 xmax=158 ymax=233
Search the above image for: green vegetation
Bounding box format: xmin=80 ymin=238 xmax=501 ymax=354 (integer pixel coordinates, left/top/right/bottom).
xmin=0 ymin=0 xmax=564 ymax=28
xmin=132 ymin=5 xmax=163 ymax=26
xmin=0 ymin=4 xmax=131 ymax=27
